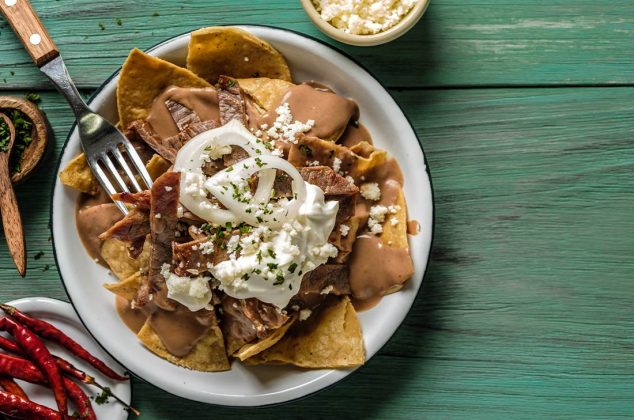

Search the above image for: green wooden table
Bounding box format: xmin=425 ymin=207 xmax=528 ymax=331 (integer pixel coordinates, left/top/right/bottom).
xmin=1 ymin=1 xmax=633 ymax=418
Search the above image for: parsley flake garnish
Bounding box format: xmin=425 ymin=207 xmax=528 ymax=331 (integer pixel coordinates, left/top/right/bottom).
xmin=288 ymin=263 xmax=298 ymax=274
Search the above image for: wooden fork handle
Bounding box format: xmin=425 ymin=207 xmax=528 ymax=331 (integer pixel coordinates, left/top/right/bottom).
xmin=0 ymin=0 xmax=59 ymax=67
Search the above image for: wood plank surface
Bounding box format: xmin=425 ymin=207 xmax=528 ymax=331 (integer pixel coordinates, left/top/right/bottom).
xmin=0 ymin=87 xmax=632 ymax=418
xmin=0 ymin=0 xmax=633 ymax=89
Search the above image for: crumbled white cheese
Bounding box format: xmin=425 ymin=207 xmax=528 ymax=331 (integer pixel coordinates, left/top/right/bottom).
xmin=154 ymin=213 xmax=161 ymax=219
xmin=262 ymin=102 xmax=314 ymax=144
xmin=320 ymin=285 xmax=334 ymax=295
xmin=339 ymin=224 xmax=350 ymax=237
xmin=307 ymin=160 xmax=321 ymax=167
xmin=313 ymin=0 xmax=417 ymax=35
xmin=345 ymin=175 xmax=356 ymax=185
xmin=299 ymin=309 xmax=312 ymax=321
xmin=390 ymin=217 xmax=399 ymax=226
xmin=332 ymin=157 xmax=342 ymax=174
xmin=164 ymin=186 xmax=173 ymax=192
xmin=368 ymin=204 xmax=388 ymax=235
xmin=360 ymin=182 xmax=381 ymax=201
xmin=244 ymin=56 xmax=249 ymax=62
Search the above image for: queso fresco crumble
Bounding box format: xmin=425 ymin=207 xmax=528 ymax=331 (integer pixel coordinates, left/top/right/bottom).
xmin=312 ymin=0 xmax=418 ymax=35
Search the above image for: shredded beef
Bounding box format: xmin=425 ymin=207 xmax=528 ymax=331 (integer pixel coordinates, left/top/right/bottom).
xmin=217 ymin=76 xmax=251 ymax=166
xmin=129 ymin=119 xmax=218 ymax=163
xmin=221 ymin=295 xmax=290 ymax=355
xmin=172 ymin=238 xmax=229 ymax=276
xmin=112 ymin=190 xmax=151 ymax=210
xmin=290 ymin=264 xmax=350 ymax=309
xmin=98 ymin=208 xmax=150 ymax=242
xmin=135 ymin=171 xmax=180 ymax=308
xmin=165 ymin=99 xmax=201 ymax=131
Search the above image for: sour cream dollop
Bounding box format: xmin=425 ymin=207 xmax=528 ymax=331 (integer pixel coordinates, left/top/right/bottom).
xmin=170 ymin=121 xmax=339 ymax=309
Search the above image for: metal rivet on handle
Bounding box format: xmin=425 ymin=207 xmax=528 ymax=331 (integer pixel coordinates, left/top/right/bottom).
xmin=4 ymin=0 xmax=17 ymax=7
xmin=29 ymin=33 xmax=41 ymax=46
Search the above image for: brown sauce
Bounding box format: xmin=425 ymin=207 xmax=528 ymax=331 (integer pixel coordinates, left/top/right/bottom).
xmin=258 ymin=83 xmax=359 ymax=142
xmin=407 ymin=220 xmax=420 ymax=235
xmin=147 ymin=86 xmax=221 ymax=139
xmin=147 ymin=305 xmax=215 ymax=357
xmin=349 ymin=157 xmax=413 ymax=309
xmin=76 ymin=190 xmax=123 ymax=264
xmin=115 ymin=297 xmax=147 ymax=334
xmin=349 ymin=235 xmax=414 ymax=311
xmin=340 ymin=123 xmax=372 ymax=148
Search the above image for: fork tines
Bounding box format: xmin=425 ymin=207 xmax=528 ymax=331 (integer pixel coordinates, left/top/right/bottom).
xmin=88 ymin=140 xmax=152 ymax=215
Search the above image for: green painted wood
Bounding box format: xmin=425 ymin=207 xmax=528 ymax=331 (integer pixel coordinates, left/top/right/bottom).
xmin=1 ymin=0 xmax=634 ymax=89
xmin=0 ymin=87 xmax=632 ymax=418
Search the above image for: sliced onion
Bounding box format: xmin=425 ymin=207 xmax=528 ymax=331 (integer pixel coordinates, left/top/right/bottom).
xmin=205 ymin=156 xmax=307 ymax=228
xmin=173 ymin=120 xmax=275 ymax=224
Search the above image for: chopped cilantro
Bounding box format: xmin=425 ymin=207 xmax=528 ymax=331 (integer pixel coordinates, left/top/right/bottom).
xmin=0 ymin=107 xmax=36 ymax=173
xmin=226 ymin=165 xmax=234 ymax=172
xmin=255 ymin=157 xmax=265 ymax=167
xmin=225 ymin=79 xmax=237 ymax=88
xmin=288 ymin=263 xmax=298 ymax=273
xmin=25 ymin=92 xmax=40 ymax=104
xmin=241 ymin=273 xmax=250 ymax=281
xmin=268 ymin=249 xmax=276 ymax=258
xmin=274 ymin=273 xmax=284 ymax=285
xmin=267 ymin=262 xmax=278 ymax=270
xmin=94 ymin=387 xmax=111 ymax=405
xmin=33 ymin=251 xmax=44 ymax=260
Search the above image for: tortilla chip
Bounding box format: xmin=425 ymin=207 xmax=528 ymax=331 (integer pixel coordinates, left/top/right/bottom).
xmin=59 ymin=154 xmax=98 ymax=195
xmin=137 ymin=321 xmax=230 ymax=372
xmin=100 ymin=238 xmax=150 ymax=281
xmin=236 ymin=77 xmax=294 ymax=111
xmin=245 ymin=297 xmax=365 ymax=368
xmin=145 ymin=154 xmax=172 ymax=180
xmin=234 ymin=318 xmax=295 ymax=361
xmin=381 ymin=189 xmax=408 ymax=250
xmin=118 ymin=48 xmax=210 ymax=129
xmin=103 ymin=272 xmax=141 ymax=301
xmin=187 ymin=27 xmax=292 ymax=84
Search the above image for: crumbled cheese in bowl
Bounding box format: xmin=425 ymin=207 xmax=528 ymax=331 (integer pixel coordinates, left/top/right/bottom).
xmin=312 ymin=0 xmax=418 ymax=35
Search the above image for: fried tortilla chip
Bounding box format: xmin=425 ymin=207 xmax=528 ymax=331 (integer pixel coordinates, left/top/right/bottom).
xmin=236 ymin=77 xmax=294 ymax=111
xmin=145 ymin=154 xmax=172 ymax=180
xmin=379 ymin=189 xmax=411 ymax=295
xmin=59 ymin=154 xmax=98 ymax=195
xmin=101 ymin=238 xmax=150 ymax=281
xmin=103 ymin=272 xmax=141 ymax=301
xmin=187 ymin=27 xmax=292 ymax=84
xmin=234 ymin=318 xmax=295 ymax=361
xmin=118 ymin=48 xmax=210 ymax=129
xmin=137 ymin=322 xmax=230 ymax=372
xmin=245 ymin=297 xmax=365 ymax=368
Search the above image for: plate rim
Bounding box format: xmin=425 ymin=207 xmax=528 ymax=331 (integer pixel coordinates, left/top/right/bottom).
xmin=49 ymin=24 xmax=436 ymax=407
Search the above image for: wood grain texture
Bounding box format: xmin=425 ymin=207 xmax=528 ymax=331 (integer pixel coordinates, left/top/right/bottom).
xmin=0 ymin=0 xmax=59 ymax=67
xmin=0 ymin=112 xmax=25 ymax=276
xmin=0 ymin=87 xmax=631 ymax=418
xmin=0 ymin=0 xmax=633 ymax=89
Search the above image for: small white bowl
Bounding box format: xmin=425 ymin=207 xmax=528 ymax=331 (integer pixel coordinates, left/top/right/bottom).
xmin=301 ymin=0 xmax=431 ymax=46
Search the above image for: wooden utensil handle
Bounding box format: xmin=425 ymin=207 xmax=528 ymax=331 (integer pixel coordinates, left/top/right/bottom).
xmin=0 ymin=0 xmax=59 ymax=67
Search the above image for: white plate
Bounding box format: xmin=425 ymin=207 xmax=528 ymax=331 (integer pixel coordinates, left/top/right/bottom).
xmin=51 ymin=25 xmax=434 ymax=406
xmin=1 ymin=297 xmax=131 ymax=418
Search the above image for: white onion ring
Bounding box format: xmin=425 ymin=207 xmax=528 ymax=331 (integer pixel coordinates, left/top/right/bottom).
xmin=205 ymin=156 xmax=307 ymax=228
xmin=173 ymin=120 xmax=275 ymax=224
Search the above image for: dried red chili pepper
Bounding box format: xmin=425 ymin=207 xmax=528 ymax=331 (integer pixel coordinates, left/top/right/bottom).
xmin=0 ymin=334 xmax=140 ymax=416
xmin=1 ymin=304 xmax=128 ymax=381
xmin=0 ymin=389 xmax=62 ymax=419
xmin=0 ymin=376 xmax=28 ymax=400
xmin=0 ymin=353 xmax=95 ymax=419
xmin=0 ymin=317 xmax=67 ymax=416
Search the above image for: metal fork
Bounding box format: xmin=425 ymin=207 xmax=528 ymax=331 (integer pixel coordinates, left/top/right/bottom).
xmin=0 ymin=0 xmax=152 ymax=215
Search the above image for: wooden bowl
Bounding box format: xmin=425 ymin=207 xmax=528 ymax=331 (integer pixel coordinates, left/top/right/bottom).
xmin=0 ymin=96 xmax=49 ymax=183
